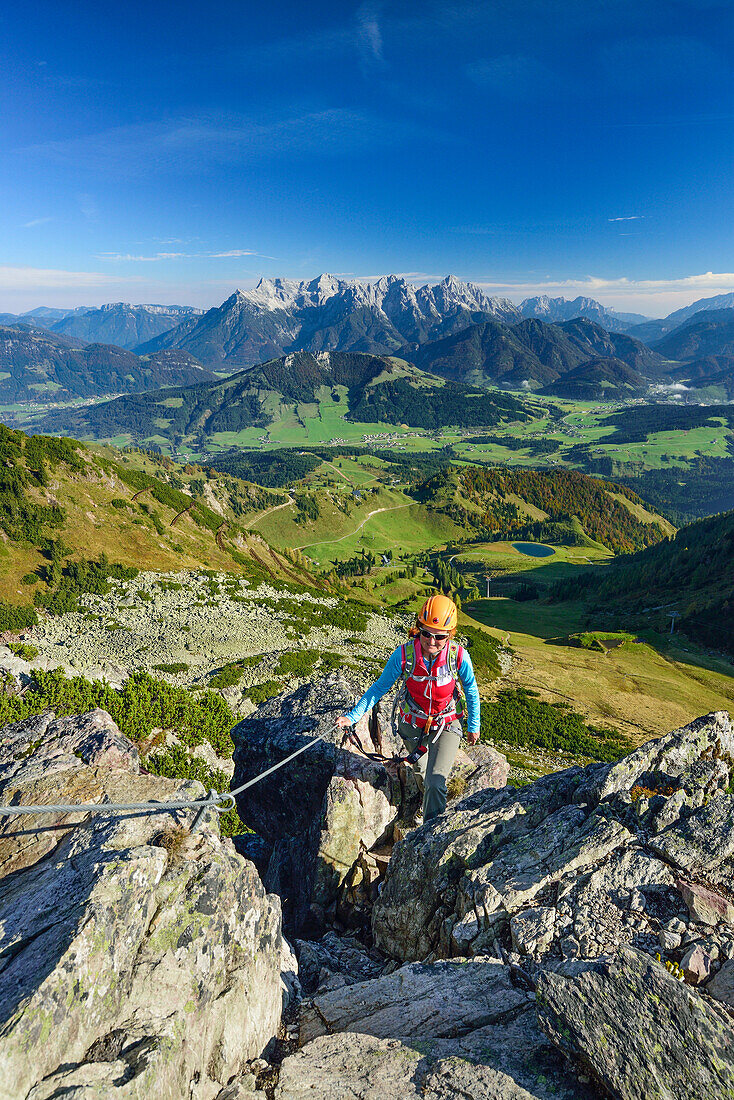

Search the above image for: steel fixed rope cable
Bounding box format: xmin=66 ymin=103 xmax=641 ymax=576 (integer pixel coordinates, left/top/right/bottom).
xmin=0 ymin=724 xmax=339 ymax=819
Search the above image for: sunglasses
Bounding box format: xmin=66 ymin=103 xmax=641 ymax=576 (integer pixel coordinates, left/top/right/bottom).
xmin=420 ymin=629 xmax=448 ymax=642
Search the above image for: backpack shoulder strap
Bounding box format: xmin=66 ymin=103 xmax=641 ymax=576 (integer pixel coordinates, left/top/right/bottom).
xmin=401 ymin=639 xmax=418 ymax=680
xmin=448 ymin=639 xmax=463 ymax=679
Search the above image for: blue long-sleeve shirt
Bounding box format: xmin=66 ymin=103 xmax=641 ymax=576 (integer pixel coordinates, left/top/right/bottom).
xmin=345 ymin=643 xmax=481 ymax=734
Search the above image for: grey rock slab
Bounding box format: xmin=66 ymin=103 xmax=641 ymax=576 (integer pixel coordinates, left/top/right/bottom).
xmin=453 ymin=743 xmax=509 ymax=798
xmin=511 ymin=907 xmax=557 ymax=957
xmin=707 ymin=959 xmax=734 ymax=1006
xmin=373 ymin=766 xmax=592 ymax=961
xmin=0 ymin=710 xmax=284 ymax=1100
xmin=537 ymin=946 xmax=734 ymax=1099
xmin=649 ymin=791 xmax=734 ymax=877
xmin=595 ymin=711 xmax=733 ymax=803
xmin=276 ymin=1033 xmax=426 ymax=1099
xmin=681 ymin=943 xmax=714 ymax=985
xmin=278 ymin=1007 xmax=596 ymax=1100
xmin=299 ymin=957 xmax=532 ymax=1046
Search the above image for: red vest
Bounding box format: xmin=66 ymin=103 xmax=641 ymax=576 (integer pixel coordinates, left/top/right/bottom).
xmin=399 ymin=638 xmax=463 ymax=728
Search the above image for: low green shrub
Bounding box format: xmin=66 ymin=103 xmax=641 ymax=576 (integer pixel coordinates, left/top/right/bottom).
xmin=244 ymin=680 xmax=282 ymax=704
xmin=143 ymin=744 xmax=246 ymax=837
xmin=0 ymin=668 xmax=235 ymax=757
xmin=274 ymin=650 xmax=320 ymax=678
xmin=153 ymin=662 xmax=189 ymax=675
xmin=8 ymin=642 xmax=39 ymax=661
xmin=481 ymin=688 xmax=630 ymax=762
xmin=0 ymin=603 xmax=38 ymax=632
xmin=457 ymin=624 xmax=501 ymax=679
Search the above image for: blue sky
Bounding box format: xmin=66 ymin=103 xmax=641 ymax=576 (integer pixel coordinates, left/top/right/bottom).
xmin=1 ymin=0 xmax=732 ymax=315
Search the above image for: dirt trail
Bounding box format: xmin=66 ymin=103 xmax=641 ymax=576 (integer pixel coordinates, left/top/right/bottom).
xmin=295 ymin=503 xmax=413 ymax=550
xmin=247 ymin=495 xmax=295 ymax=528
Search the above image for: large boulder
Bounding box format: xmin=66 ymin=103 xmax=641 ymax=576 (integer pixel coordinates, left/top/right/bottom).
xmin=373 ymin=712 xmax=734 ymax=962
xmin=276 ymin=958 xmax=594 ymax=1100
xmin=0 ymin=708 xmax=285 ymax=1100
xmin=537 ymin=947 xmax=734 ymax=1098
xmin=231 ymin=674 xmax=403 ymax=937
xmin=269 ymin=712 xmax=734 ymax=1100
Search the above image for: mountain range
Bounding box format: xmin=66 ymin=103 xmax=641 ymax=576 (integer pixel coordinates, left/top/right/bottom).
xmin=50 ymin=302 xmax=204 ymax=349
xmin=0 ymin=304 xmax=203 ymax=351
xmin=409 ymin=316 xmax=665 ymax=389
xmin=0 ymin=324 xmax=215 ymax=402
xmin=135 ymin=275 xmax=522 ymax=366
xmin=36 ymin=350 xmax=528 ymax=444
xmin=3 ymin=280 xmax=734 ymax=405
xmin=652 ymin=308 xmax=734 ymax=362
xmin=518 ymin=295 xmax=647 ymax=331
xmin=628 ymin=292 xmax=734 ymax=343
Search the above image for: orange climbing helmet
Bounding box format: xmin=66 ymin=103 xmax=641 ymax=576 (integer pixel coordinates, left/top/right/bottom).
xmin=417 ymin=594 xmax=458 ymax=634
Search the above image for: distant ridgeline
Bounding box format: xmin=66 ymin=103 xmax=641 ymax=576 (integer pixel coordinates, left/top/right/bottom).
xmin=549 ymin=509 xmax=734 ymax=658
xmin=566 ymin=405 xmax=734 ymax=522
xmin=36 ymin=351 xmax=530 ymax=446
xmin=0 ymin=324 xmax=214 ymax=402
xmin=410 ymin=466 xmax=669 ymax=554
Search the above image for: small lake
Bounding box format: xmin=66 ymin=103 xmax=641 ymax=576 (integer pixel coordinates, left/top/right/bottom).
xmin=512 ymin=543 xmax=556 ymax=558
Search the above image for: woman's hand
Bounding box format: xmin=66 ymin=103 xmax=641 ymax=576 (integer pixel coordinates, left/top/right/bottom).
xmin=336 ymin=716 xmax=352 ymax=729
xmin=466 ymin=729 xmax=479 ymax=745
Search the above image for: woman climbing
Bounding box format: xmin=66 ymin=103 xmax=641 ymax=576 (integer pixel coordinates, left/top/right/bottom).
xmin=336 ymin=594 xmax=480 ymax=822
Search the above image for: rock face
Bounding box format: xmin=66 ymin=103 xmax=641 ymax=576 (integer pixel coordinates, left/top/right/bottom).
xmin=0 ymin=708 xmax=285 ymax=1100
xmin=537 ymin=948 xmax=734 ymax=1098
xmin=278 ymin=959 xmax=595 ymax=1100
xmin=373 ymin=711 xmax=734 ymax=964
xmin=231 ymin=673 xmax=509 ymax=938
xmin=232 ymin=675 xmax=403 ymax=938
xmin=268 ymin=712 xmax=734 ymax=1100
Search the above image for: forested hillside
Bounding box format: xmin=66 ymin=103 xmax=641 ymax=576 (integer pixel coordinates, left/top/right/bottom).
xmin=208 ymin=444 xmax=454 ymax=488
xmin=0 ymin=325 xmax=215 ymax=401
xmin=550 ymin=510 xmax=734 ymax=657
xmin=413 ymin=466 xmax=669 ymax=553
xmin=0 ymin=425 xmax=313 ymax=624
xmin=597 ymin=403 xmax=734 ymax=443
xmin=409 ymin=315 xmax=665 ymax=389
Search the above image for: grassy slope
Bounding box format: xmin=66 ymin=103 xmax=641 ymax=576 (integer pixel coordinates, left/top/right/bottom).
xmin=464 ymin=597 xmax=734 ymax=741
xmin=0 ymin=437 xmax=314 ymax=604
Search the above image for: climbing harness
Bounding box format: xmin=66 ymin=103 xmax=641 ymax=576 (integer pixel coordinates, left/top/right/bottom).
xmin=340 ymin=726 xmax=393 ymax=764
xmin=390 ymin=637 xmax=465 ymax=740
xmin=0 ymin=724 xmax=340 ymax=828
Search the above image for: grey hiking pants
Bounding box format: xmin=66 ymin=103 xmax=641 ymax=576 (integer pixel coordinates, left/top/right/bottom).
xmin=398 ymin=715 xmax=462 ymax=822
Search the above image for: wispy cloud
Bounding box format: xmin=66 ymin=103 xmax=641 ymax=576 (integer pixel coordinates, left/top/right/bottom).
xmin=608 ymin=215 xmax=643 ymax=222
xmin=96 ymin=248 xmax=276 ymax=262
xmin=470 ymin=270 xmax=734 ymax=314
xmin=472 ymin=271 xmax=734 ymax=296
xmin=357 ymin=2 xmax=385 ymax=64
xmin=0 ymin=264 xmax=138 ymax=290
xmin=21 ymin=216 xmax=53 ymax=228
xmin=209 ymin=249 xmax=260 ymax=259
xmin=20 ymin=109 xmax=428 ymax=176
xmin=96 ymin=252 xmax=188 ymax=262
